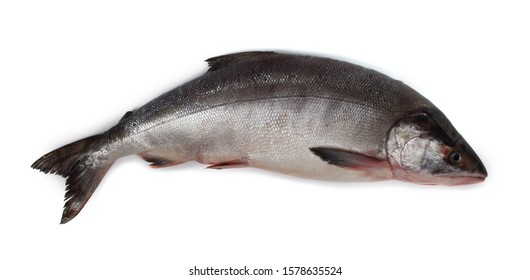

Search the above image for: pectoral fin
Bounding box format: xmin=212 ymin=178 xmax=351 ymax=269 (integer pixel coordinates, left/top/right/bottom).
xmin=310 ymin=147 xmax=388 ymax=171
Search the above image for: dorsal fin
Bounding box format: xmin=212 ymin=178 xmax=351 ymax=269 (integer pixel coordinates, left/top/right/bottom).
xmin=205 ymin=51 xmax=277 ymax=72
xmin=119 ymin=110 xmax=134 ymax=122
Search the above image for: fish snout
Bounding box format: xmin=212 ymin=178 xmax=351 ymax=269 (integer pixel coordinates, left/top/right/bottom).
xmin=472 ymin=160 xmax=488 ymax=181
xmin=449 ymin=161 xmax=488 ymax=185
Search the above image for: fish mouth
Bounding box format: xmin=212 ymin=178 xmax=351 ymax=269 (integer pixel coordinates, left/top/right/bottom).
xmin=464 ymin=162 xmax=488 ymax=184
xmin=439 ymin=174 xmax=486 ymax=185
xmin=433 ymin=160 xmax=488 ymax=186
xmin=433 ymin=167 xmax=487 ymax=185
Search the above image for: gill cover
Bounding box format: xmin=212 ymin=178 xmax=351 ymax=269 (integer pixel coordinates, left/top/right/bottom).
xmin=386 ymin=111 xmax=487 ymax=185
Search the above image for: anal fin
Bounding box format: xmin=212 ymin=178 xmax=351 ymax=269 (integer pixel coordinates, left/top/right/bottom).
xmin=207 ymin=159 xmax=249 ymax=170
xmin=138 ymin=152 xmax=183 ymax=169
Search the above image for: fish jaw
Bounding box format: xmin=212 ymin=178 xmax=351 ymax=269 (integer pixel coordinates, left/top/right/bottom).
xmin=431 ymin=159 xmax=488 ymax=185
xmin=392 ymin=169 xmax=486 ymax=186
xmin=434 ymin=174 xmax=486 ymax=186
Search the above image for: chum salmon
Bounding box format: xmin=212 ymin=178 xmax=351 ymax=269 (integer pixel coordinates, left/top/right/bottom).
xmin=32 ymin=51 xmax=487 ymax=223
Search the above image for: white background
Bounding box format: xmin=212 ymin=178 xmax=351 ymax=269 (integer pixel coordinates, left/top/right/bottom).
xmin=1 ymin=1 xmax=528 ymax=279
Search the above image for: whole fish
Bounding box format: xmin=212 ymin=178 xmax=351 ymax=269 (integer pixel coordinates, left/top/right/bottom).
xmin=32 ymin=51 xmax=487 ymax=223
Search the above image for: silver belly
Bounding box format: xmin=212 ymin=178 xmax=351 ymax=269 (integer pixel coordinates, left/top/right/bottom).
xmin=125 ymin=97 xmax=393 ymax=182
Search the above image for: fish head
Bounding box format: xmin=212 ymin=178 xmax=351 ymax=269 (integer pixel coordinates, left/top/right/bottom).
xmin=386 ymin=110 xmax=487 ymax=185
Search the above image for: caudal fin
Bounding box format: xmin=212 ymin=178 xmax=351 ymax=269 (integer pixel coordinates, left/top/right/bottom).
xmin=31 ymin=135 xmax=114 ymax=224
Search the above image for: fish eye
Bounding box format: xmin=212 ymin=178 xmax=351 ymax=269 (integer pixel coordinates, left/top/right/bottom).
xmin=448 ymin=151 xmax=462 ymax=165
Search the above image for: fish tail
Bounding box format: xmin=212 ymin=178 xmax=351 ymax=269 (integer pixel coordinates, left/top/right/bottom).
xmin=31 ymin=135 xmax=114 ymax=224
